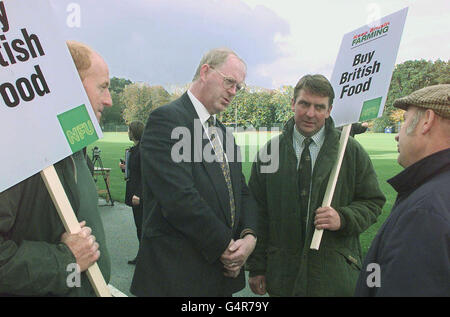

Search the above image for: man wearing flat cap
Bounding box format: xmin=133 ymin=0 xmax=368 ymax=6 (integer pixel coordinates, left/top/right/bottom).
xmin=355 ymin=84 xmax=450 ymax=296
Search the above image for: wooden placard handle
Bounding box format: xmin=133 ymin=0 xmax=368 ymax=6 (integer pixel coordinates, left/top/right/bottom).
xmin=40 ymin=165 xmax=111 ymax=297
xmin=310 ymin=124 xmax=351 ymax=250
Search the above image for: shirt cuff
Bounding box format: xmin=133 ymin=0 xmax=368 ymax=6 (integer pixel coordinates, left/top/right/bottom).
xmin=240 ymin=228 xmax=257 ymax=240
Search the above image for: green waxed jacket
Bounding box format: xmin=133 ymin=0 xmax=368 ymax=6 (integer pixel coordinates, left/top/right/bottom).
xmin=0 ymin=151 xmax=110 ymax=296
xmin=247 ymin=117 xmax=386 ymax=297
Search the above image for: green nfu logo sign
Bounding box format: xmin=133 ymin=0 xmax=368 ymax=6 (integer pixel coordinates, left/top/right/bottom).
xmin=57 ymin=104 xmax=98 ymax=153
xmin=359 ymin=96 xmax=382 ymax=122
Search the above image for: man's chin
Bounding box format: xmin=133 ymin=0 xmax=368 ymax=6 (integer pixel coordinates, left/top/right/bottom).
xmin=397 ymin=156 xmax=406 ymax=168
xmin=298 ymin=125 xmax=317 ymax=137
xmin=216 ymin=103 xmax=228 ymax=113
xmin=222 ymin=100 xmax=231 ymax=108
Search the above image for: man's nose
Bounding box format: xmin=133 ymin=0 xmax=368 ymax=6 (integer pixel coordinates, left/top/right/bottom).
xmin=227 ymin=84 xmax=237 ymax=96
xmin=104 ymin=90 xmax=113 ymax=107
xmin=305 ymin=106 xmax=316 ymax=117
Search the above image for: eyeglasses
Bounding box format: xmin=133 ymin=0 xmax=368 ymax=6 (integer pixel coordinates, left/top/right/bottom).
xmin=210 ymin=66 xmax=246 ymax=92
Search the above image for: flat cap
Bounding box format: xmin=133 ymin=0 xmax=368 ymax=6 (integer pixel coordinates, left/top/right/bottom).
xmin=393 ymin=84 xmax=450 ymax=119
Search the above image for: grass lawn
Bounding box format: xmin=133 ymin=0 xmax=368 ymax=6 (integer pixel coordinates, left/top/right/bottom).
xmin=88 ymin=131 xmax=402 ymax=256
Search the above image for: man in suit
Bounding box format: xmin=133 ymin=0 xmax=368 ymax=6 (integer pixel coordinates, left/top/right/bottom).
xmin=130 ymin=48 xmax=257 ymax=297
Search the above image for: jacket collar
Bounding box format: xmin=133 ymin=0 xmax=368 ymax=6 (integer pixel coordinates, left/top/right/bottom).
xmin=387 ymin=148 xmax=450 ymax=195
xmin=187 ymin=89 xmax=216 ymax=126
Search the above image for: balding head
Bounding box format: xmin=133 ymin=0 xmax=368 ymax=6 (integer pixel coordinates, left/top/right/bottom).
xmin=66 ymin=40 xmax=112 ymax=122
xmin=66 ymin=40 xmax=96 ymax=81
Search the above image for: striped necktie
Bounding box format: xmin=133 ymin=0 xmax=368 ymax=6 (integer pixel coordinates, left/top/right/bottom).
xmin=207 ymin=116 xmax=235 ymax=227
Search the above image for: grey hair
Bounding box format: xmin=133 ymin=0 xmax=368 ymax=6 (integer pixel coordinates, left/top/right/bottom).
xmin=406 ymin=107 xmax=426 ymax=135
xmin=192 ymin=47 xmax=246 ymax=81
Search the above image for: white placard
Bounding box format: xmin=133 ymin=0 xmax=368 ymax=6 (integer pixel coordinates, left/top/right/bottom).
xmin=330 ymin=7 xmax=408 ymax=127
xmin=0 ymin=0 xmax=102 ymax=192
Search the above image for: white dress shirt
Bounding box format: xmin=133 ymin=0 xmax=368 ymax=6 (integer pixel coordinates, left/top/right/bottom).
xmin=187 ymin=90 xmax=228 ymax=162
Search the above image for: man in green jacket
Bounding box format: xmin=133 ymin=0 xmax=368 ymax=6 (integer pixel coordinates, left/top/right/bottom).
xmin=0 ymin=41 xmax=112 ymax=296
xmin=247 ymin=74 xmax=385 ymax=296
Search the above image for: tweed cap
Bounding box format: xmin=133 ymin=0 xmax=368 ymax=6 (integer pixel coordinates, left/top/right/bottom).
xmin=393 ymin=84 xmax=450 ymax=119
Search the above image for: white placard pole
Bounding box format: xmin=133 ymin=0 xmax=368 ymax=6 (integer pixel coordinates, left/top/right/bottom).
xmin=40 ymin=165 xmax=111 ymax=297
xmin=310 ymin=124 xmax=352 ymax=250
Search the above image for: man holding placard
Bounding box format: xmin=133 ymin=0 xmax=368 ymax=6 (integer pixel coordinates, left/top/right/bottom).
xmin=247 ymin=74 xmax=385 ymax=296
xmin=355 ymin=84 xmax=450 ymax=296
xmin=0 ymin=40 xmax=112 ymax=296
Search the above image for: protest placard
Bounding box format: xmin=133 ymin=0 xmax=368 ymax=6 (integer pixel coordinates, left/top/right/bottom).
xmin=0 ymin=0 xmax=102 ymax=192
xmin=311 ymin=8 xmax=408 ymax=250
xmin=330 ymin=7 xmax=409 ymax=127
xmin=0 ymin=0 xmax=110 ymax=296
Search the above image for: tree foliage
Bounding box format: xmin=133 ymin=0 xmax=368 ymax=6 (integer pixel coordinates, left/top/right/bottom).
xmin=373 ymin=59 xmax=449 ymax=132
xmin=102 ymin=60 xmax=449 ymax=131
xmin=101 ymin=77 xmax=132 ymax=125
xmin=220 ymin=86 xmax=292 ymax=129
xmin=121 ymin=83 xmax=171 ymax=124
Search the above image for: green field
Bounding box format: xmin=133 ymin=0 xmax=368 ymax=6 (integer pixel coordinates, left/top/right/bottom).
xmin=88 ymin=132 xmax=401 ymax=255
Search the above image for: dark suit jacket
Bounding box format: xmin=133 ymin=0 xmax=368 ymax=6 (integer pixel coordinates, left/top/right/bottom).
xmin=130 ymin=92 xmax=257 ymax=297
xmin=124 ymin=144 xmax=142 ymax=207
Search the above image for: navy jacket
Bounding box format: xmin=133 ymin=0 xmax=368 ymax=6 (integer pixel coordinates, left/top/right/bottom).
xmin=355 ymin=148 xmax=450 ymax=296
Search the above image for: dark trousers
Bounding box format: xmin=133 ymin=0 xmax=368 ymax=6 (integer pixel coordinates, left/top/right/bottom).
xmin=132 ymin=205 xmax=143 ymax=243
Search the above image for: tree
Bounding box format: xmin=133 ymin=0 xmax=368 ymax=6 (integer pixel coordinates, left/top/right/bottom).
xmin=389 ymin=108 xmax=404 ymax=125
xmin=121 ymin=83 xmax=171 ymax=124
xmin=101 ymin=77 xmax=132 ymax=125
xmin=101 ymin=60 xmax=449 ymax=131
xmin=270 ymin=85 xmax=293 ymax=125
xmin=221 ymin=86 xmax=293 ymax=129
xmin=150 ymin=85 xmax=172 ymax=109
xmin=110 ymin=77 xmax=133 ymax=94
xmin=374 ymin=59 xmax=449 ymax=131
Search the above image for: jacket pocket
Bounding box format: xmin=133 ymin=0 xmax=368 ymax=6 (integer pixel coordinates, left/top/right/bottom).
xmin=307 ymin=246 xmax=362 ymax=296
xmin=330 ymin=247 xmax=361 ymax=296
xmin=335 ymin=248 xmax=362 ymax=271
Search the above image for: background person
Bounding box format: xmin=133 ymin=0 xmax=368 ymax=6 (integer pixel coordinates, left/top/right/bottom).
xmin=119 ymin=121 xmax=145 ymax=265
xmin=350 ymin=122 xmax=369 ymax=137
xmin=355 ymin=84 xmax=450 ymax=296
xmin=338 ymin=122 xmax=369 ymax=138
xmin=0 ymin=40 xmax=112 ymax=296
xmin=247 ymin=74 xmax=386 ymax=296
xmin=130 ymin=48 xmax=257 ymax=297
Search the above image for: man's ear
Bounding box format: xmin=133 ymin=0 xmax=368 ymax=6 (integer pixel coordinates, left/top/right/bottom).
xmin=199 ymin=64 xmax=210 ymax=82
xmin=326 ymin=104 xmax=333 ymax=117
xmin=422 ymin=109 xmax=436 ymax=135
xmin=291 ymin=98 xmax=295 ymax=112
